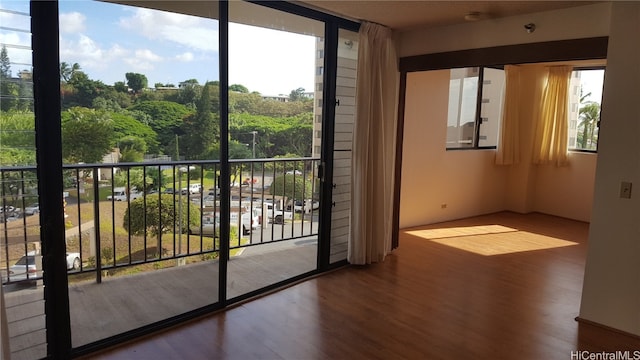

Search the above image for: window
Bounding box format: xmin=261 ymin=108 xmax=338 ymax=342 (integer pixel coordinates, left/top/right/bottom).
xmin=568 ymin=68 xmax=604 ymax=151
xmin=446 ymin=67 xmax=505 ymax=149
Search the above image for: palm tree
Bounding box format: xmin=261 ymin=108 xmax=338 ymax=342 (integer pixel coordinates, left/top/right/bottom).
xmin=60 ymin=62 xmax=80 ymax=83
xmin=578 ymin=101 xmax=600 ymax=150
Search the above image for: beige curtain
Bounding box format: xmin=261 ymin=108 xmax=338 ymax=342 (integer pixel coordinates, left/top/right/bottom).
xmin=349 ymin=22 xmax=398 ymax=265
xmin=1 ymin=274 xmax=9 ymax=360
xmin=496 ymin=65 xmax=521 ymax=165
xmin=532 ymin=66 xmax=572 ymax=166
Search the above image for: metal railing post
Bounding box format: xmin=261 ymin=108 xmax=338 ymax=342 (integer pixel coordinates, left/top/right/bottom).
xmin=93 ymin=168 xmax=102 ymax=284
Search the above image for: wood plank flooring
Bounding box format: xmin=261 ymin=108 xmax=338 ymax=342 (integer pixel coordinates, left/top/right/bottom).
xmin=89 ymin=212 xmax=640 ymax=360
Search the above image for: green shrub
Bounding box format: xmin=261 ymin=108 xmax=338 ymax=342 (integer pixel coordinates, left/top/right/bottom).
xmin=123 ymin=194 xmax=200 ymax=236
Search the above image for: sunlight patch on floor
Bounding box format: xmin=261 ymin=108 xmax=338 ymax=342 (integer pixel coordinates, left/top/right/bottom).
xmin=406 ymin=225 xmax=578 ymax=255
xmin=406 ymin=225 xmax=518 ymax=239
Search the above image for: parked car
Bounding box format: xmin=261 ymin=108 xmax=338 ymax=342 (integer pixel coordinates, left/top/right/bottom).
xmin=24 ymin=203 xmax=40 ymax=215
xmin=259 ymin=201 xmax=294 ymax=224
xmin=292 ymin=199 xmax=320 ymax=213
xmin=0 ymin=205 xmax=15 ymax=213
xmin=181 ymin=183 xmax=202 ymax=195
xmin=189 ymin=210 xmax=259 ymax=236
xmin=7 ymin=251 xmax=81 ymax=282
xmin=285 ymin=170 xmax=302 ymax=175
xmin=107 ymin=187 xmax=142 ymax=201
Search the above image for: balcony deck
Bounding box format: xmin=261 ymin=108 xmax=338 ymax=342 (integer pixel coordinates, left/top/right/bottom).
xmin=4 ymin=238 xmax=319 ymax=359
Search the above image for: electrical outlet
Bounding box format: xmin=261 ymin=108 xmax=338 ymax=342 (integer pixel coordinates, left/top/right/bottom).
xmin=620 ymin=181 xmax=632 ymax=199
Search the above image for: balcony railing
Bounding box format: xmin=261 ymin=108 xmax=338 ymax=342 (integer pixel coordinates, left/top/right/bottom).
xmin=0 ymin=157 xmax=320 ymax=285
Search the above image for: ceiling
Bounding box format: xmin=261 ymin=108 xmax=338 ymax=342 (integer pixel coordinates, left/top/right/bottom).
xmin=298 ymin=1 xmax=600 ymax=31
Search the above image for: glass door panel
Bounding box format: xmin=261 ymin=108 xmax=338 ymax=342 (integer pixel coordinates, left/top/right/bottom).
xmin=56 ymin=0 xmax=221 ymax=347
xmin=227 ymin=1 xmax=323 ymax=298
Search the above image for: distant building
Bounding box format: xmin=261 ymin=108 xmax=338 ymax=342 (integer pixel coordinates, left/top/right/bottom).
xmin=262 ymin=94 xmax=290 ymax=102
xmin=18 ymin=69 xmax=32 ymax=80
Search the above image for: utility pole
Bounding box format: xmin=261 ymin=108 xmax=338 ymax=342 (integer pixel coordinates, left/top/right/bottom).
xmin=251 ymin=131 xmax=257 ymax=158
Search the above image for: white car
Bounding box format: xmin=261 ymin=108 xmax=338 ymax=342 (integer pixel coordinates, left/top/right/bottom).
xmin=6 ymin=252 xmax=81 ymax=283
xmin=107 ymin=188 xmax=142 ymax=201
xmin=259 ymin=202 xmax=294 ymax=224
xmin=181 ymin=183 xmax=202 ymax=195
xmin=292 ymin=199 xmax=320 ymax=213
xmin=24 ymin=203 xmax=40 ymax=215
xmin=189 ymin=210 xmax=259 ymax=236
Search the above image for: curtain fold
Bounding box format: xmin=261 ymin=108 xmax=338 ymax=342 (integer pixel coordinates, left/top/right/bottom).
xmin=1 ymin=274 xmax=9 ymax=360
xmin=496 ymin=65 xmax=521 ymax=165
xmin=349 ymin=22 xmax=398 ymax=265
xmin=532 ymin=66 xmax=572 ymax=166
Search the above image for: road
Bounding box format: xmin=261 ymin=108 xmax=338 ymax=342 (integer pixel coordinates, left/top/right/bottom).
xmin=234 ymin=219 xmax=319 ymax=257
xmin=244 ymin=218 xmax=318 ymax=244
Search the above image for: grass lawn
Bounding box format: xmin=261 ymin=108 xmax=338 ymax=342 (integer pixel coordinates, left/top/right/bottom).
xmin=64 ymin=197 xmax=246 ymax=282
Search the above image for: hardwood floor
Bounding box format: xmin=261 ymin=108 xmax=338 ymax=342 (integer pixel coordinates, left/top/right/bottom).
xmin=89 ymin=212 xmax=640 ymax=360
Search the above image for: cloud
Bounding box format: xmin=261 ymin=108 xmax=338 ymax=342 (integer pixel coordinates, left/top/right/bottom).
xmin=123 ymin=49 xmax=163 ymax=71
xmin=175 ymin=52 xmax=194 ymax=62
xmin=119 ymin=8 xmax=218 ymax=52
xmin=123 ymin=58 xmax=155 ymax=71
xmin=135 ymin=49 xmax=162 ymax=62
xmin=60 ymin=34 xmax=129 ymax=71
xmin=59 ymin=12 xmax=86 ymax=34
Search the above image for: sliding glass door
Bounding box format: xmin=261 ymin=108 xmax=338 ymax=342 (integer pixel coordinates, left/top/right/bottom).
xmin=53 ymin=1 xmax=223 ymax=348
xmin=8 ymin=0 xmax=359 ymax=356
xmin=227 ymin=1 xmax=324 ymax=299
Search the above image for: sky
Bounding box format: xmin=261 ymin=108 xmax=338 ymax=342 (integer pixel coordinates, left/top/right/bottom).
xmin=0 ymin=0 xmax=317 ymax=96
xmin=579 ymin=69 xmax=604 ymax=104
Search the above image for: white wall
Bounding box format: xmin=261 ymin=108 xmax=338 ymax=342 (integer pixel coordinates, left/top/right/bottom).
xmin=400 ymin=70 xmax=508 ymax=229
xmin=534 ymin=153 xmax=597 ymax=222
xmin=398 ymin=3 xmax=609 ymax=228
xmin=502 ymin=64 xmax=597 ymax=223
xmin=399 ymin=2 xmax=611 ymax=57
xmin=401 ymin=66 xmax=598 ymax=229
xmin=580 ymin=2 xmax=640 ymax=336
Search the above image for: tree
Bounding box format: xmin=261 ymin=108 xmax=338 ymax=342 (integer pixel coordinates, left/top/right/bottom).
xmin=113 ymin=167 xmax=155 ymax=193
xmin=578 ymin=102 xmax=600 ymax=150
xmin=111 ymin=112 xmax=159 ymax=154
xmin=114 ymin=81 xmax=128 ymax=93
xmin=123 ymin=195 xmax=200 ymax=236
xmin=0 ymin=45 xmax=19 ymax=111
xmin=180 ymin=82 xmax=218 ymax=159
xmin=177 ymin=78 xmax=201 ymax=107
xmin=61 ymin=107 xmax=114 ymax=164
xmin=65 ymin=71 xmax=108 ymax=108
xmin=60 ymin=62 xmax=80 ymax=82
xmin=125 ymin=72 xmax=148 ymax=94
xmin=0 ymin=45 xmax=10 ymax=78
xmin=118 ymin=136 xmax=147 ymax=162
xmin=0 ymin=111 xmax=36 ymax=165
xmin=128 ymin=101 xmax=192 ymax=154
xmin=270 ymin=174 xmax=313 ymax=201
xmin=229 ymin=84 xmax=249 ymax=93
xmin=288 ymin=87 xmax=306 ymax=101
xmin=229 ymin=112 xmax=313 ymax=158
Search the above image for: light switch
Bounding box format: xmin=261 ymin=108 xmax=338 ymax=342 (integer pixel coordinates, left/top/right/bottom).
xmin=620 ymin=181 xmax=632 ymax=199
